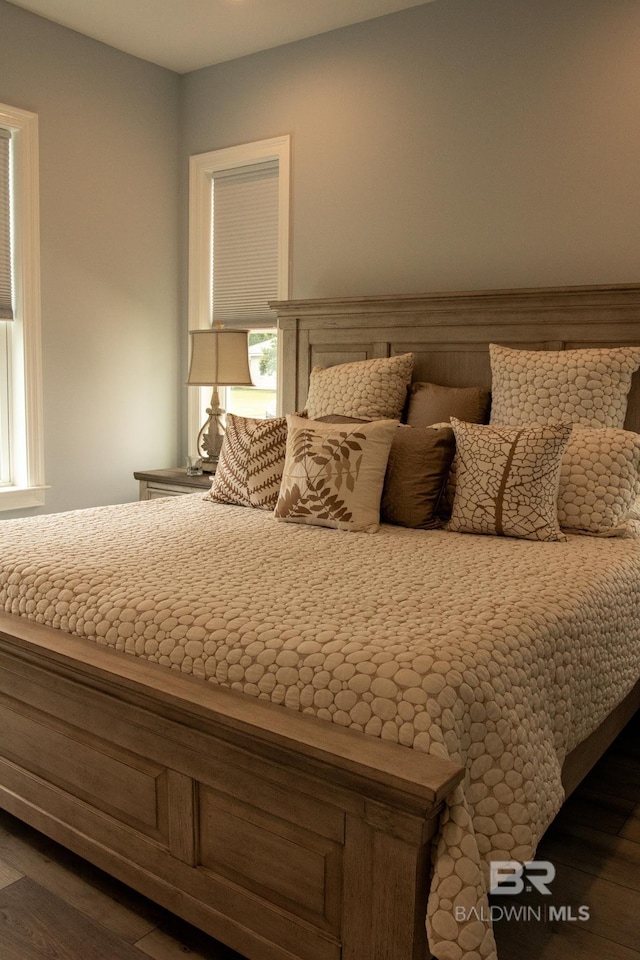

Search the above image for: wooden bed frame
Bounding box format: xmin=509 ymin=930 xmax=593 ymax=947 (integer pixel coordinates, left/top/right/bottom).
xmin=0 ymin=282 xmax=639 ymax=960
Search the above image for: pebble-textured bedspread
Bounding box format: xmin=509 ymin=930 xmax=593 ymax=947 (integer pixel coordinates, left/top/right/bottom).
xmin=1 ymin=494 xmax=639 ymax=960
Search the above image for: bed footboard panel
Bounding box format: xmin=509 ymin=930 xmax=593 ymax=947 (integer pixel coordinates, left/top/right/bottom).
xmin=0 ymin=623 xmax=463 ymax=960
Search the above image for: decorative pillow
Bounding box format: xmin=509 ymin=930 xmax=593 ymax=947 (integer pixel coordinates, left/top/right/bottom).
xmin=314 ymin=414 xmax=370 ymax=424
xmin=489 ymin=343 xmax=640 ymax=428
xmin=274 ymin=414 xmax=398 ymax=533
xmin=405 ymin=382 xmax=491 ymax=427
xmin=625 ymin=519 xmax=640 ymax=538
xmin=381 ymin=425 xmax=456 ymax=529
xmin=448 ymin=418 xmax=572 ymax=541
xmin=304 ymin=353 xmax=414 ymax=421
xmin=558 ymin=427 xmax=640 ymax=536
xmin=207 ymin=414 xmax=288 ymax=510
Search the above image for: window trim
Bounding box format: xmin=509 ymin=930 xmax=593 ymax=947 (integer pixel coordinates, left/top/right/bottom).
xmin=187 ymin=136 xmax=290 ymax=453
xmin=0 ymin=322 xmax=11 ymax=483
xmin=0 ymin=102 xmax=45 ymax=511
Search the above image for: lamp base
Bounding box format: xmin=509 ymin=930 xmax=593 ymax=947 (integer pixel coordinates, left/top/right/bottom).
xmin=196 ymin=389 xmax=225 ymax=469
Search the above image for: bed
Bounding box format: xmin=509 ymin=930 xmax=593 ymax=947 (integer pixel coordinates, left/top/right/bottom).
xmin=0 ymin=282 xmax=639 ymax=960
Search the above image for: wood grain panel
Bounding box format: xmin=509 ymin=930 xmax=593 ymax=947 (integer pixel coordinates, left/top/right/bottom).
xmin=0 ymin=636 xmax=462 ymax=814
xmin=198 ymin=784 xmax=342 ymax=933
xmin=402 ymin=341 xmax=493 ymax=388
xmin=167 ymin=771 xmax=196 ymax=865
xmin=0 ymin=760 xmax=341 ymax=960
xmin=197 ymin=755 xmax=344 ymax=844
xmin=272 ymin=284 xmax=640 ymax=432
xmin=308 ymin=346 xmax=372 ymax=380
xmin=341 ymin=808 xmax=434 ymax=960
xmin=0 ymin=696 xmax=165 ymax=835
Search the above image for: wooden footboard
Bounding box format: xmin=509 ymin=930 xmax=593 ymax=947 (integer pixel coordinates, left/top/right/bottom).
xmin=0 ymin=611 xmax=464 ymax=960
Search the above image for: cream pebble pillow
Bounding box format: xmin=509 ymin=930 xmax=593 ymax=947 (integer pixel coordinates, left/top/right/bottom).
xmin=305 ymin=353 xmax=414 ymax=420
xmin=274 ymin=414 xmax=398 ymax=532
xmin=558 ymin=427 xmax=640 ymax=536
xmin=207 ymin=414 xmax=288 ymax=510
xmin=448 ymin=418 xmax=571 ymax=541
xmin=490 ymin=343 xmax=640 ymax=428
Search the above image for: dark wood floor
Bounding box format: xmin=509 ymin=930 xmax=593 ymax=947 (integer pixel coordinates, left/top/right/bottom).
xmin=493 ymin=710 xmax=640 ymax=960
xmin=0 ymin=712 xmax=638 ymax=960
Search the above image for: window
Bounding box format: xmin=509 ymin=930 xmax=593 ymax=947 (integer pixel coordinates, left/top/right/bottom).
xmin=0 ymin=128 xmax=13 ymax=485
xmin=0 ymin=103 xmax=45 ymax=511
xmin=228 ymin=331 xmax=278 ymax=419
xmin=0 ymin=321 xmax=11 ymax=485
xmin=188 ymin=136 xmax=290 ymax=449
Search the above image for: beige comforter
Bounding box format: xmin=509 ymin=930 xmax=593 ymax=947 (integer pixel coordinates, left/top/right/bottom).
xmin=1 ymin=494 xmax=639 ymax=960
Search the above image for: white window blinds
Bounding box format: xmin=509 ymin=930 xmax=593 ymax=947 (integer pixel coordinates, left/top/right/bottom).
xmin=0 ymin=129 xmax=13 ymax=320
xmin=211 ymin=161 xmax=278 ymax=330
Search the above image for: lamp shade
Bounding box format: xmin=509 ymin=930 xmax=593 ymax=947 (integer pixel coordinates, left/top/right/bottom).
xmin=186 ymin=328 xmax=253 ymax=387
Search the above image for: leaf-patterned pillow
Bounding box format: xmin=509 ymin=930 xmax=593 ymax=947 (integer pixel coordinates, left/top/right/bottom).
xmin=274 ymin=415 xmax=398 ymax=533
xmin=207 ymin=414 xmax=288 ymax=510
xmin=447 ymin=418 xmax=572 ymax=541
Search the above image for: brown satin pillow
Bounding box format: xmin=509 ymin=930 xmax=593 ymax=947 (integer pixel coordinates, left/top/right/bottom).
xmin=405 ymin=382 xmax=491 ymax=427
xmin=381 ymin=425 xmax=456 ymax=529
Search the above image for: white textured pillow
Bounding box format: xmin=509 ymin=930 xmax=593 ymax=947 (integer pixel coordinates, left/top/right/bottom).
xmin=490 ymin=343 xmax=640 ymax=428
xmin=305 ymin=353 xmax=414 ymax=420
xmin=558 ymin=427 xmax=640 ymax=536
xmin=448 ymin=418 xmax=571 ymax=541
xmin=207 ymin=414 xmax=288 ymax=510
xmin=274 ymin=414 xmax=398 ymax=532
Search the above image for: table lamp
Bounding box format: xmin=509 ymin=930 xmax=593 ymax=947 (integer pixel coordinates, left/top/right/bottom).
xmin=186 ymin=327 xmax=253 ymax=470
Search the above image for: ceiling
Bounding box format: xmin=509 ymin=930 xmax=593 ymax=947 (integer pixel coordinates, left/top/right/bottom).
xmin=5 ymin=0 xmax=435 ymax=74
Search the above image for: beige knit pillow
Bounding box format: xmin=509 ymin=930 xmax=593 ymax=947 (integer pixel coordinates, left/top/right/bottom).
xmin=274 ymin=414 xmax=398 ymax=532
xmin=448 ymin=418 xmax=571 ymax=541
xmin=490 ymin=343 xmax=640 ymax=428
xmin=207 ymin=414 xmax=288 ymax=510
xmin=558 ymin=427 xmax=640 ymax=536
xmin=305 ymin=353 xmax=414 ymax=421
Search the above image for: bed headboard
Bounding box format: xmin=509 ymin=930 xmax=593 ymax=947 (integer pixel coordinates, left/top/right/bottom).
xmin=271 ymin=283 xmax=640 ymax=432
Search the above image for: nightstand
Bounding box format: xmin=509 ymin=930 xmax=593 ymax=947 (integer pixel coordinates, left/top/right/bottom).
xmin=134 ymin=468 xmax=212 ymax=501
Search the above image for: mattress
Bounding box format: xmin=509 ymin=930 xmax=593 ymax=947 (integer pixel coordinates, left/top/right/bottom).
xmin=1 ymin=493 xmax=639 ymax=960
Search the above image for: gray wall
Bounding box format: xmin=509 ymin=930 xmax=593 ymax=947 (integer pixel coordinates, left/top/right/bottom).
xmin=2 ymin=0 xmax=639 ymax=514
xmin=0 ymin=0 xmax=181 ymax=517
xmin=182 ymin=0 xmax=640 ymax=301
